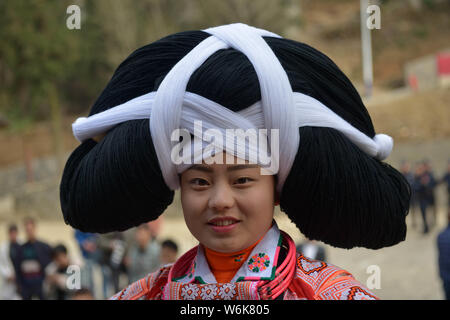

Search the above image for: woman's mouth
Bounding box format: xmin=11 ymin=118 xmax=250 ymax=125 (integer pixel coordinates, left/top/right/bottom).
xmin=207 ymin=217 xmax=240 ymax=233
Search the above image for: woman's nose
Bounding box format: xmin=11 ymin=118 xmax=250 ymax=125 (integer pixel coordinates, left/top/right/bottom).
xmin=208 ymin=181 xmax=235 ymax=211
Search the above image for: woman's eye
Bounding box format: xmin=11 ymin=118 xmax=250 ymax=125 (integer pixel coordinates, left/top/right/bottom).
xmin=234 ymin=177 xmax=253 ymax=185
xmin=190 ymin=178 xmax=209 ymax=186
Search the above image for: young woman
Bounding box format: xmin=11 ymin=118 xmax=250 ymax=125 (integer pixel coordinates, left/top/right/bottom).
xmin=60 ymin=23 xmax=410 ymax=300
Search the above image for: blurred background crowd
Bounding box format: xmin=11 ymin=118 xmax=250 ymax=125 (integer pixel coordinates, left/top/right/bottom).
xmin=0 ymin=216 xmax=179 ymax=300
xmin=0 ymin=0 xmax=449 ymax=299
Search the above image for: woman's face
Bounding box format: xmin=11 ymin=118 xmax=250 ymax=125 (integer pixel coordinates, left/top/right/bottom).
xmin=180 ymin=153 xmax=278 ymax=253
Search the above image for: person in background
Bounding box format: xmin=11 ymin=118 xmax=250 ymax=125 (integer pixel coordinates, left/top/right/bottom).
xmin=414 ymin=162 xmax=432 ymax=234
xmin=45 ymin=244 xmax=75 ymax=300
xmin=400 ymin=160 xmax=417 ymax=228
xmin=439 ymin=160 xmax=450 ymax=212
xmin=14 ymin=217 xmax=52 ymax=299
xmin=160 ymin=239 xmax=178 ymax=266
xmin=125 ymin=224 xmax=161 ymax=283
xmin=296 ymin=239 xmax=327 ymax=261
xmin=97 ymin=232 xmax=128 ymax=298
xmin=410 ymin=162 xmax=423 ymax=229
xmin=437 ymin=208 xmax=450 ymax=300
xmin=0 ymin=224 xmax=21 ymax=300
xmin=400 ymin=160 xmax=415 ymax=189
xmin=422 ymin=159 xmax=437 ymax=228
xmin=74 ymin=230 xmax=99 ymax=294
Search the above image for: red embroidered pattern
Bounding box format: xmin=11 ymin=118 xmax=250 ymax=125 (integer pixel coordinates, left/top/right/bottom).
xmin=110 ymin=278 xmax=146 ymax=300
xmin=247 ymin=253 xmax=270 ymax=273
xmin=316 ymin=280 xmax=378 ymax=300
xmin=294 ymin=254 xmax=378 ymax=300
xmin=109 ymin=265 xmax=172 ymax=300
xmin=294 ymin=253 xmax=342 ymax=295
xmin=343 ymin=286 xmax=378 ymax=300
xmin=297 ymin=255 xmax=327 ymax=275
xmin=163 ymin=282 xmax=260 ymax=300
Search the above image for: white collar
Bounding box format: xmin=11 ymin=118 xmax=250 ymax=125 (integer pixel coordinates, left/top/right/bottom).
xmin=173 ymin=222 xmax=282 ymax=284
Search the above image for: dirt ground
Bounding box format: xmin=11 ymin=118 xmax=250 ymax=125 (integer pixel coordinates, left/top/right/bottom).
xmin=0 ymin=205 xmax=447 ymax=300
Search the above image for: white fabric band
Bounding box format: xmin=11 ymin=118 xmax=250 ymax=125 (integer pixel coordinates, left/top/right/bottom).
xmin=71 ymin=23 xmax=393 ymax=193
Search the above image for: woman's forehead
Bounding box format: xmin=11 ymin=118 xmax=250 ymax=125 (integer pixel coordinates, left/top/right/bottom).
xmin=182 ymin=152 xmax=277 ymax=176
xmin=186 ymin=163 xmax=260 ymax=173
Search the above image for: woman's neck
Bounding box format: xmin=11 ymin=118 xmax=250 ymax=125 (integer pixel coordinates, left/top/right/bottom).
xmin=203 ymin=236 xmax=264 ymax=283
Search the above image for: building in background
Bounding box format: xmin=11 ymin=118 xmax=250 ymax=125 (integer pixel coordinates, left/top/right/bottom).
xmin=405 ymin=49 xmax=450 ymax=91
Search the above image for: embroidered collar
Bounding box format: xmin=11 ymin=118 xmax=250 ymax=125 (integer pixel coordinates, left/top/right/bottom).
xmin=173 ymin=222 xmax=282 ymax=284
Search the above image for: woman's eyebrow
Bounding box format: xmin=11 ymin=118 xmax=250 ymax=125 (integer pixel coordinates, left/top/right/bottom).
xmin=188 ymin=165 xmax=213 ymax=173
xmin=226 ymin=164 xmax=259 ymax=172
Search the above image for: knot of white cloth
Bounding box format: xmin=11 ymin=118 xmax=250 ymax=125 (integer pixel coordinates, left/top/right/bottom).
xmin=373 ymin=134 xmax=394 ymax=161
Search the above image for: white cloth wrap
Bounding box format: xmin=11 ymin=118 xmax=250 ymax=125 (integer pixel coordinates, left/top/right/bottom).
xmin=71 ymin=23 xmax=393 ymax=193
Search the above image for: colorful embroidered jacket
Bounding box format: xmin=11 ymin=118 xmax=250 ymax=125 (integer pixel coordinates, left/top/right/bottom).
xmin=110 ymin=224 xmax=378 ymax=300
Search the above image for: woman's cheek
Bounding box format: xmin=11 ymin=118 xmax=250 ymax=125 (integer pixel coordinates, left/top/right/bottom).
xmin=187 ymin=194 xmax=209 ymax=221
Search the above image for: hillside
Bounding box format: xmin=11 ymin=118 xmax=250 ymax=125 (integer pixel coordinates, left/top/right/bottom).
xmin=298 ymin=0 xmax=450 ymax=87
xmin=0 ymin=0 xmax=449 ymax=168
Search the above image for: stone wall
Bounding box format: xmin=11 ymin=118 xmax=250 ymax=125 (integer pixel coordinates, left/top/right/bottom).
xmin=0 ymin=154 xmax=66 ymax=222
xmin=0 ymin=153 xmax=183 ymax=222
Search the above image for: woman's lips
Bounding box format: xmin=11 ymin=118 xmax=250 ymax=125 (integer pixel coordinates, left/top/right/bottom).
xmin=207 ymin=217 xmax=240 ymax=233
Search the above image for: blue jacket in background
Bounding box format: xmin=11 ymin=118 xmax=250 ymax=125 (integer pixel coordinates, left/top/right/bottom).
xmin=438 ymin=225 xmax=450 ymax=282
xmin=74 ymin=230 xmax=99 ymax=260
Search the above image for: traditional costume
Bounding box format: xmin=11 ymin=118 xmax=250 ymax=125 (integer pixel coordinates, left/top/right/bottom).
xmin=60 ymin=23 xmax=411 ymax=300
xmin=110 ymin=222 xmax=378 ymax=300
